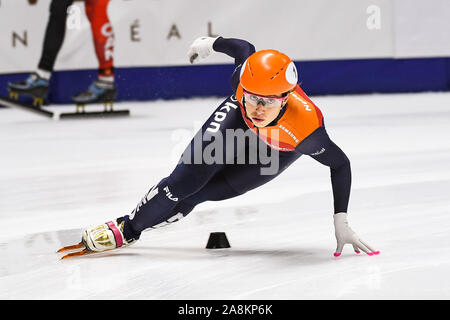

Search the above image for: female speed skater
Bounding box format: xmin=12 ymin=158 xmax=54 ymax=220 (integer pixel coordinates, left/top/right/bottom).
xmin=58 ymin=36 xmax=379 ymax=259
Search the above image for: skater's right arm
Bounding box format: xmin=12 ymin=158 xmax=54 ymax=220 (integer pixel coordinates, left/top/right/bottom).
xmin=187 ymin=36 xmax=255 ymax=91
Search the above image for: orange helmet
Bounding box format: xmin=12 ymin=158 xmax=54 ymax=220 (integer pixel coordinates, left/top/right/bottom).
xmin=239 ymin=49 xmax=298 ymax=96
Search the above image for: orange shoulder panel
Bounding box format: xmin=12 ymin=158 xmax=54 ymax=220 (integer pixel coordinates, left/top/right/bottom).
xmin=259 ymin=85 xmax=324 ymax=150
xmin=235 ymin=83 xmax=323 ymax=151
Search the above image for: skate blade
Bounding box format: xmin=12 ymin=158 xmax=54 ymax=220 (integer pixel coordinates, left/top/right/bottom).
xmin=57 ymin=242 xmax=92 ymax=259
xmin=60 ymin=249 xmax=91 ymax=260
xmin=57 ymin=242 xmax=84 ymax=253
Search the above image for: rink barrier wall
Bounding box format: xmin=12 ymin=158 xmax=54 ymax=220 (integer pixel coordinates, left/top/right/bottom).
xmin=0 ymin=57 xmax=449 ymax=104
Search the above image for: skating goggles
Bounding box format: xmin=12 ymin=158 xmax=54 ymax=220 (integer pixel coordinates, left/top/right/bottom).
xmin=243 ymin=90 xmax=288 ymax=108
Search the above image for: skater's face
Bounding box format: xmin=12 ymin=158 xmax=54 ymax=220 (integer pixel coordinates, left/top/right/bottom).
xmin=243 ymin=91 xmax=288 ymax=127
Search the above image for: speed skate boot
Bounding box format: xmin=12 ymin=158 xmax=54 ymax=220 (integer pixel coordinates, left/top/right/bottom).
xmin=57 ymin=217 xmax=138 ymax=259
xmin=71 ymin=79 xmax=117 ymax=112
xmin=7 ymin=72 xmax=49 ymax=107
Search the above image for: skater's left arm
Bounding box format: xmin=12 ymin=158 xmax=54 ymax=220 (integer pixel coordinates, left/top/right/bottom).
xmin=298 ymin=127 xmax=379 ymax=257
xmin=299 ymin=127 xmax=351 ymax=214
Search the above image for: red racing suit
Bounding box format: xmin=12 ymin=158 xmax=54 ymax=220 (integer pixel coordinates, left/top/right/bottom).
xmin=84 ymin=0 xmax=115 ymax=77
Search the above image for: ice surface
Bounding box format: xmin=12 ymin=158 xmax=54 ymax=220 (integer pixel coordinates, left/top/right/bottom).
xmin=0 ymin=92 xmax=449 ymax=299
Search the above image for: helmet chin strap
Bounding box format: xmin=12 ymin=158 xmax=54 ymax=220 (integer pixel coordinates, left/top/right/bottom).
xmin=266 ymin=91 xmax=291 ymax=125
xmin=267 ymin=104 xmax=286 ymax=127
xmin=241 ymin=96 xmax=253 ymax=125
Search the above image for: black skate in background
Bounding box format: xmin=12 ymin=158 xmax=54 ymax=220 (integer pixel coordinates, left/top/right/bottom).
xmin=59 ymin=79 xmax=129 ymax=119
xmin=1 ymin=76 xmax=129 ymax=120
xmin=0 ymin=73 xmax=54 ymax=118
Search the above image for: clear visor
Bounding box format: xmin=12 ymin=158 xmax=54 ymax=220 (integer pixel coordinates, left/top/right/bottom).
xmin=243 ymin=90 xmax=287 ymax=108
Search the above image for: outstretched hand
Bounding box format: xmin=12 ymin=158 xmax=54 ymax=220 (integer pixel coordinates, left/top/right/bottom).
xmin=187 ymin=36 xmax=219 ymax=64
xmin=333 ymin=212 xmax=380 ymax=257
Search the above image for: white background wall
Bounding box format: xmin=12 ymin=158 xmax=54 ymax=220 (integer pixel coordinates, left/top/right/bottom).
xmin=0 ymin=0 xmax=449 ymax=73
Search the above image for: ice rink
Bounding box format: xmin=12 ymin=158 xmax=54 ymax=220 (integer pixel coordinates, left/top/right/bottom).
xmin=0 ymin=91 xmax=449 ymax=300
